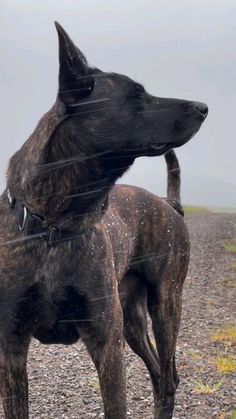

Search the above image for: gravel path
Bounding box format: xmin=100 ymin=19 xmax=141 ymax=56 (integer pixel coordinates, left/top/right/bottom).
xmin=0 ymin=213 xmax=235 ymax=419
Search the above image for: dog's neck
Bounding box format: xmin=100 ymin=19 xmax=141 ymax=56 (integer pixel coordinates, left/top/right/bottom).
xmin=6 ymin=108 xmax=134 ymax=227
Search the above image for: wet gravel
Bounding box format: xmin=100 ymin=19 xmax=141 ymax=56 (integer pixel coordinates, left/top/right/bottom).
xmin=0 ymin=213 xmax=235 ymax=418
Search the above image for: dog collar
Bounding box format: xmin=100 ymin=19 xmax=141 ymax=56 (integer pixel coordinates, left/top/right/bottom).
xmin=5 ymin=189 xmax=85 ymax=246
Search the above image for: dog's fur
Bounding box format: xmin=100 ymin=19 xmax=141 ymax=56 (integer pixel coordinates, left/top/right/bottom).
xmin=0 ymin=23 xmax=208 ymax=419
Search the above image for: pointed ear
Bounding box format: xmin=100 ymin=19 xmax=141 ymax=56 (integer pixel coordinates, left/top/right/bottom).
xmin=55 ymin=22 xmax=94 ymax=104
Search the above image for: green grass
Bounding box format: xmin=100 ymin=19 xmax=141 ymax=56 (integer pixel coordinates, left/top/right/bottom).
xmin=223 ymin=243 xmax=236 ymax=254
xmin=183 ymin=205 xmax=211 ymax=215
xmin=223 ymin=276 xmax=236 ymax=288
xmin=192 ymin=378 xmax=224 ymax=394
xmin=227 ymin=262 xmax=236 ymax=271
xmin=216 ymin=413 xmax=226 ymax=419
xmin=215 ymin=354 xmax=235 ymax=374
xmin=216 ymin=411 xmax=236 ymax=419
xmin=225 ymin=263 xmax=236 ymax=288
xmin=211 ymin=326 xmax=236 ymax=345
xmin=87 ymin=376 xmax=100 ymax=391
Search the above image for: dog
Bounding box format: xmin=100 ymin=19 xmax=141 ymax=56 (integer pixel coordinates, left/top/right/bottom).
xmin=0 ymin=22 xmax=208 ymax=419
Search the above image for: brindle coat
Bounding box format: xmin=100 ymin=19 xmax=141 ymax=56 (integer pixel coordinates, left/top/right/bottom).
xmin=0 ymin=23 xmax=208 ymax=419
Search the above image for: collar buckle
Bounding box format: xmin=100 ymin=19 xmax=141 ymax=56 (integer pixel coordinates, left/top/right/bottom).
xmin=19 ymin=206 xmax=28 ymax=231
xmin=48 ymin=225 xmax=61 ymax=246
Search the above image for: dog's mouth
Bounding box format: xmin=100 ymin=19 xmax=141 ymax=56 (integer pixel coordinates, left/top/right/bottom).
xmin=148 ymin=127 xmax=200 ymax=156
xmin=149 ymin=143 xmax=171 ymax=155
xmin=120 ymin=126 xmax=200 ymax=158
xmin=122 ymin=139 xmax=186 ymax=158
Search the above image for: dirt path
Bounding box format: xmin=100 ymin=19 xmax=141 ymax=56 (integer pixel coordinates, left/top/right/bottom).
xmin=0 ymin=213 xmax=235 ymax=419
xmin=175 ymin=213 xmax=236 ymax=419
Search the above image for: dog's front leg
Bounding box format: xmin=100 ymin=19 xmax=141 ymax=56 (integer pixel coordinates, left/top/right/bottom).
xmin=0 ymin=342 xmax=29 ymax=419
xmin=81 ymin=288 xmax=126 ymax=419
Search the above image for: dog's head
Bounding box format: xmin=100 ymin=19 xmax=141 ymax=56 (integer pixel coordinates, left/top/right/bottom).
xmin=54 ymin=22 xmax=208 ymax=159
xmin=7 ymin=22 xmax=208 ymax=217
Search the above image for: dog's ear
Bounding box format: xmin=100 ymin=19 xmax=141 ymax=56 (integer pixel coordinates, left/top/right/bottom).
xmin=55 ymin=21 xmax=94 ymax=105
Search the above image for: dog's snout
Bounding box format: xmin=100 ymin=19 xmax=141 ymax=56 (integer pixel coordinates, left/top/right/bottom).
xmin=193 ymin=101 xmax=208 ymax=118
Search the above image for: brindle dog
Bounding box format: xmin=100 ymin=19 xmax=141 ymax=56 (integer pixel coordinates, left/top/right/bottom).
xmin=0 ymin=23 xmax=208 ymax=419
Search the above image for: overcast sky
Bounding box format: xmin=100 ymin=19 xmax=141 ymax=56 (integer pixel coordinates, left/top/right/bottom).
xmin=1 ymin=0 xmax=235 ymax=208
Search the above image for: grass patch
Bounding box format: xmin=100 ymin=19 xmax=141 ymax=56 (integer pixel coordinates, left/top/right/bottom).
xmin=211 ymin=326 xmax=236 ymax=345
xmin=188 ymin=350 xmax=202 ymax=360
xmin=227 ymin=262 xmax=236 ymax=271
xmin=216 ymin=413 xmax=226 ymax=419
xmin=223 ymin=242 xmax=236 ymax=254
xmin=215 ymin=354 xmax=235 ymax=374
xmin=193 ymin=378 xmax=224 ymax=394
xmin=87 ymin=376 xmax=100 ymax=391
xmin=216 ymin=412 xmax=236 ymax=419
xmin=223 ymin=277 xmax=236 ymax=288
xmin=183 ymin=205 xmax=210 ymax=215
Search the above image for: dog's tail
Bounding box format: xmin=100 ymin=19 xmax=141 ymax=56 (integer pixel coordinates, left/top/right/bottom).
xmin=164 ymin=149 xmax=184 ymax=216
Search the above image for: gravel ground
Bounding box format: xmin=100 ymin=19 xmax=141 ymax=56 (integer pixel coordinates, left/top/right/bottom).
xmin=0 ymin=213 xmax=235 ymax=419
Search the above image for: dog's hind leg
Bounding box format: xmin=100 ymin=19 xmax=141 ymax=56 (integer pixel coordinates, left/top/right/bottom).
xmin=0 ymin=338 xmax=30 ymax=419
xmin=120 ymin=273 xmax=163 ymax=411
xmin=147 ymin=297 xmax=181 ymax=419
xmin=145 ymin=259 xmax=187 ymax=419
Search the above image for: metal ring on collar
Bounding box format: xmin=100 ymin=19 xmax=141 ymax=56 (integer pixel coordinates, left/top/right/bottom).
xmin=19 ymin=206 xmax=28 ymax=231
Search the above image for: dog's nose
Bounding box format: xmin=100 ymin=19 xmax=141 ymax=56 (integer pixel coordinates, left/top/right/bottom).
xmin=193 ymin=101 xmax=208 ymax=118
